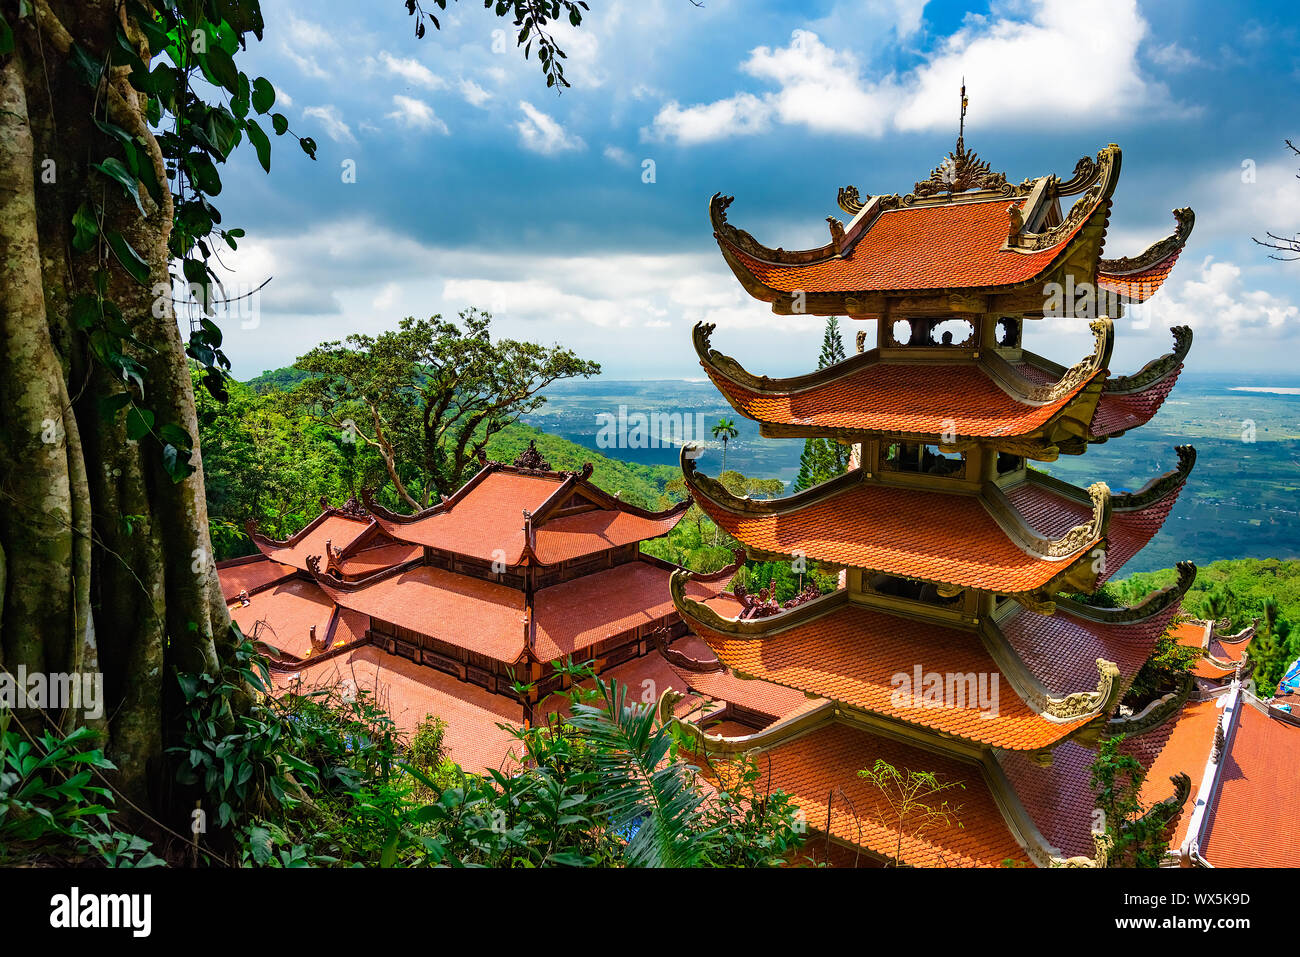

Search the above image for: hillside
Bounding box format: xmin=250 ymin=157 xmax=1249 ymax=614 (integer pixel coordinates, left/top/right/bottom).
xmin=1114 ymin=558 xmax=1300 ymax=695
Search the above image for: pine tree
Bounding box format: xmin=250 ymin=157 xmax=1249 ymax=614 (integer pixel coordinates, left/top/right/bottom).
xmin=792 ymin=319 xmax=852 ymax=491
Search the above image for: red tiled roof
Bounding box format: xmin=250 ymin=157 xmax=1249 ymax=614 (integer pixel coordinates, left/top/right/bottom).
xmin=533 ymin=507 xmax=683 ymax=564
xmin=338 ymin=542 xmax=422 ymax=576
xmin=1004 ymin=475 xmax=1182 ymax=582
xmin=217 ymin=555 xmax=297 ymax=601
xmin=666 ymin=635 xmax=817 ymax=721
xmin=537 ymin=648 xmax=705 ymax=722
xmin=374 ymin=471 xmax=560 ymax=562
xmin=722 ymin=196 xmax=1089 ymax=294
xmin=1202 ymin=702 xmax=1300 ymax=868
xmin=229 ymin=578 xmax=336 ymax=658
xmin=759 ymin=722 xmax=1031 ymax=867
xmin=373 ymin=469 xmax=687 ymax=566
xmin=706 ymin=359 xmax=1094 ymax=440
xmin=998 ymin=703 xmax=1203 ymax=859
xmin=688 ymin=600 xmax=1089 ymax=749
xmin=1092 ymin=368 xmax=1183 ymax=437
xmin=273 ymin=644 xmax=525 ymax=775
xmin=255 ymin=514 xmax=372 ymax=571
xmin=692 ymin=475 xmax=1096 ymax=593
xmin=1001 ymin=601 xmax=1181 ymax=696
xmin=322 ymin=565 xmax=527 ymax=663
xmin=1097 ymin=249 xmax=1181 ymax=304
xmin=1139 ymin=697 xmax=1224 ymax=849
xmin=532 ymin=561 xmax=726 ymax=662
xmin=1014 ymin=357 xmax=1182 ymax=439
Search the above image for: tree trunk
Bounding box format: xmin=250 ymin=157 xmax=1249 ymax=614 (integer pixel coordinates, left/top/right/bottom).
xmin=0 ymin=0 xmax=232 ymax=824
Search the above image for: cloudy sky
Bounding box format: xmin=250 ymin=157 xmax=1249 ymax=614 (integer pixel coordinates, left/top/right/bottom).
xmin=210 ymin=0 xmax=1300 ymax=382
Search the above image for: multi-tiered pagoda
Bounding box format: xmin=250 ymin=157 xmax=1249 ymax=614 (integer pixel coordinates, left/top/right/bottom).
xmin=666 ymin=135 xmax=1206 ymax=866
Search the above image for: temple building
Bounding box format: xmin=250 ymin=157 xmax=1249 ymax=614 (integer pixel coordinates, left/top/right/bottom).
xmin=216 ymin=443 xmax=811 ymax=774
xmin=664 ymin=128 xmax=1217 ymax=866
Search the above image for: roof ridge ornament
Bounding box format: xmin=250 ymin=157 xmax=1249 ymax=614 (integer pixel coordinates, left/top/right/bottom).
xmin=512 ymin=440 xmax=552 ymax=472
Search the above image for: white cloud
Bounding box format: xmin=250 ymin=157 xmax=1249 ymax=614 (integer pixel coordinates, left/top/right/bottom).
xmin=373 ymin=51 xmax=446 ymax=90
xmin=603 ymin=145 xmax=633 ymax=166
xmin=459 ymin=78 xmax=493 ymax=108
xmin=273 ymin=85 xmax=293 ymax=107
xmin=1129 ymin=256 xmax=1299 ymax=339
xmin=279 ymin=15 xmax=334 ymax=78
xmin=647 ymin=1 xmax=1187 ymax=144
xmin=648 ymin=93 xmax=771 ymax=146
xmin=386 ymin=95 xmax=450 ymax=134
xmin=302 ymin=104 xmax=355 ymax=143
xmin=207 ymin=218 xmax=821 ymax=379
xmin=515 ymin=101 xmax=586 ymax=154
xmin=1149 ymin=42 xmax=1201 ymax=71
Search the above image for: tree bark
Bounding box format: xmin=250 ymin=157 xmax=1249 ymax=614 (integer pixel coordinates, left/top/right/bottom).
xmin=0 ymin=0 xmax=234 ymax=821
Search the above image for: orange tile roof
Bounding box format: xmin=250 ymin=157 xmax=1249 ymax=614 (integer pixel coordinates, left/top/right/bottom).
xmin=532 ymin=560 xmax=726 ymax=662
xmin=217 ymin=555 xmax=298 ymax=601
xmin=273 ymin=644 xmax=525 ymax=775
xmin=256 ymin=514 xmax=373 ymax=571
xmin=373 ymin=469 xmax=686 ymax=566
xmin=693 ymin=477 xmax=1095 ymax=593
xmin=722 ymin=196 xmax=1090 ymax=294
xmin=322 ymin=565 xmax=527 ymax=663
xmin=536 ymin=648 xmax=705 ymax=723
xmin=688 ymin=601 xmax=1089 ymax=749
xmin=1097 ymin=249 xmax=1182 ymax=304
xmin=1000 ymin=601 xmax=1181 ymax=696
xmin=1014 ymin=357 xmax=1182 ymax=439
xmin=1139 ymin=697 xmax=1224 ymax=848
xmin=533 ymin=507 xmax=683 ymax=565
xmin=1202 ymin=701 xmax=1300 ymax=867
xmin=1004 ymin=476 xmax=1182 ymax=583
xmin=759 ymin=722 xmax=1031 ymax=867
xmin=374 ymin=471 xmax=560 ymax=562
xmin=998 ymin=702 xmax=1206 ymax=860
xmin=666 ymin=635 xmax=817 ymax=721
xmin=229 ymin=578 xmax=337 ymax=658
xmin=707 ymin=360 xmax=1092 ymax=439
xmin=1170 ymin=620 xmax=1237 ymax=680
xmin=338 ymin=542 xmax=422 ymax=576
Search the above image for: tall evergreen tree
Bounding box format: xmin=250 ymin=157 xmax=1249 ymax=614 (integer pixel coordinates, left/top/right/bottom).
xmin=792 ymin=319 xmax=851 ymax=491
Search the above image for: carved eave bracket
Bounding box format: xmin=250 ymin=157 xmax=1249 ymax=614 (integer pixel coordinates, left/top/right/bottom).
xmin=988 ymin=317 xmax=1114 ymax=406
xmin=709 ymin=192 xmax=838 ymax=266
xmin=1113 ymin=446 xmax=1196 ymax=511
xmin=1104 ymin=326 xmax=1192 ymax=396
xmin=1099 ymin=207 xmax=1196 ymax=275
xmin=1054 ymin=561 xmax=1197 ymax=625
xmin=1005 ymin=145 xmax=1121 ymax=252
xmin=1048 ymin=659 xmax=1122 ymax=723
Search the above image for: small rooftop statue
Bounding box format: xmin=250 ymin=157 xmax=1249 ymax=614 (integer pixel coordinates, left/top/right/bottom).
xmin=512 ymin=440 xmax=552 ymax=471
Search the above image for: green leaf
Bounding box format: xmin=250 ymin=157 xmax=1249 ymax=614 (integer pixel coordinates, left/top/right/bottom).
xmin=251 ymin=76 xmax=275 ymax=114
xmin=92 ymin=159 xmax=145 ymax=216
xmin=245 ymin=118 xmax=271 ymax=173
xmin=270 ymin=112 xmax=288 ymax=136
xmin=105 ymin=231 xmax=151 ymax=284
xmin=71 ymin=203 xmax=99 ymax=252
xmin=125 ymin=406 xmax=155 ymax=441
xmin=0 ymin=14 xmax=13 ymax=57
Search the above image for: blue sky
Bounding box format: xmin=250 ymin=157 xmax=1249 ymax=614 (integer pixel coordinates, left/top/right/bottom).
xmin=211 ymin=0 xmax=1300 ymax=381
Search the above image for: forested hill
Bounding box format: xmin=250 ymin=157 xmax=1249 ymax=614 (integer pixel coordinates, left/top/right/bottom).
xmin=199 ymin=370 xmax=686 ymax=561
xmin=1113 ymin=558 xmax=1300 ymax=696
